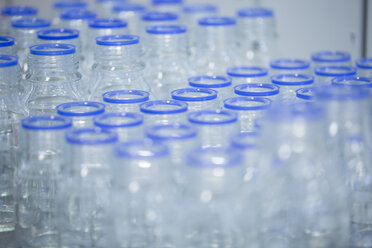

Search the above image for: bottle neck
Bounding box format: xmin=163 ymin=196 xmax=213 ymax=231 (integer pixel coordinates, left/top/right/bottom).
xmin=12 ymin=28 xmax=38 ymax=50
xmin=238 ymin=17 xmax=276 ymax=40
xmin=197 ymin=25 xmax=236 ymax=51
xmin=145 ymin=33 xmax=189 ymax=59
xmin=94 ymin=44 xmax=143 ymax=70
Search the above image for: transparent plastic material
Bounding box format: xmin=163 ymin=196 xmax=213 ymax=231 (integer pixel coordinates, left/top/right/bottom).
xmin=140 ymin=100 xmax=188 ymax=125
xmin=194 ymin=16 xmax=240 ymax=75
xmin=152 ymin=0 xmax=183 ymax=12
xmin=224 ymin=96 xmax=271 ymax=132
xmin=1 ymin=6 xmax=38 ymax=35
xmin=102 ymin=90 xmax=150 ymax=112
xmin=0 ymin=54 xmax=23 ymax=97
xmin=0 ymin=36 xmax=16 ymax=55
xmin=271 ymin=74 xmax=314 ymax=102
xmin=237 ymin=7 xmax=277 ymax=66
xmin=25 ymin=43 xmax=82 ymax=115
xmin=56 ymin=101 xmax=105 ymax=127
xmin=60 ymin=128 xmax=118 ymax=247
xmin=331 ymin=76 xmax=372 ymax=89
xmin=234 ymin=83 xmax=280 ymax=101
xmin=171 ymin=88 xmax=219 ymax=111
xmin=226 ymin=66 xmax=269 ymax=85
xmin=187 ymin=109 xmax=238 ymax=148
xmin=296 ymin=86 xmax=314 ymax=101
xmin=93 ymin=0 xmax=124 ymax=18
xmin=270 ymin=58 xmax=311 ymax=75
xmin=17 ymin=115 xmax=72 ymax=247
xmin=231 ymin=131 xmax=259 ymax=165
xmin=311 ymin=50 xmax=351 ymax=67
xmin=140 ymin=11 xmax=179 ymax=35
xmin=314 ymin=65 xmax=357 ymax=85
xmin=356 ymin=58 xmax=372 ymax=78
xmin=52 ymin=1 xmax=88 ymax=25
xmin=112 ymin=139 xmax=176 ymax=247
xmin=112 ymin=4 xmax=147 ymax=35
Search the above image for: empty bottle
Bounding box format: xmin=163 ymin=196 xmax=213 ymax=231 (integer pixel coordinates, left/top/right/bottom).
xmin=224 ymin=96 xmax=272 ymax=132
xmin=1 ymin=6 xmax=38 ymax=35
xmin=152 ymin=0 xmax=183 ymax=13
xmin=331 ymin=76 xmax=372 ymax=89
xmin=0 ymin=54 xmax=23 ymax=97
xmin=112 ymin=4 xmax=147 ymax=35
xmin=356 ymin=58 xmax=372 ymax=78
xmin=17 ymin=115 xmax=72 ymax=248
xmin=314 ymin=65 xmax=357 ymax=85
xmin=231 ymin=131 xmax=259 ymax=163
xmin=234 ymin=83 xmax=280 ymax=101
xmin=187 ymin=109 xmax=238 ymax=148
xmin=52 ymin=0 xmax=88 ymax=25
xmin=311 ymin=50 xmax=351 ymax=67
xmin=171 ymin=88 xmax=219 ymax=111
xmin=0 ymin=36 xmax=16 ymax=55
xmin=271 ymin=73 xmax=314 ymax=101
xmin=296 ymin=86 xmax=314 ymax=101
xmin=56 ymin=101 xmax=105 ymax=127
xmin=25 ymin=43 xmax=82 ymax=115
xmin=140 ymin=100 xmax=188 ymax=125
xmin=140 ymin=11 xmax=179 ymax=35
xmin=102 ymin=90 xmax=150 ymax=112
xmin=226 ymin=65 xmax=270 ymax=85
xmin=270 ymin=58 xmax=311 ymax=75
xmin=94 ymin=0 xmax=125 ymax=18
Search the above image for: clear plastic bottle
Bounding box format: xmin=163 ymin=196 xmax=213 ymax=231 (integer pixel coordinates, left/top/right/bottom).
xmin=25 ymin=43 xmax=83 ymax=115
xmin=112 ymin=4 xmax=147 ymax=35
xmin=226 ymin=66 xmax=270 ymax=85
xmin=231 ymin=131 xmax=259 ymax=163
xmin=56 ymin=101 xmax=105 ymax=127
xmin=17 ymin=115 xmax=72 ymax=248
xmin=311 ymin=50 xmax=351 ymax=67
xmin=331 ymin=76 xmax=372 ymax=89
xmin=356 ymin=58 xmax=372 ymax=78
xmin=187 ymin=109 xmax=238 ymax=148
xmin=144 ymin=25 xmax=192 ymax=99
xmin=94 ymin=0 xmax=125 ymax=18
xmin=112 ymin=139 xmax=177 ymax=247
xmin=194 ymin=16 xmax=240 ymax=75
xmin=234 ymin=83 xmax=280 ymax=102
xmin=102 ymin=90 xmax=150 ymax=112
xmin=140 ymin=100 xmax=188 ymax=125
xmin=52 ymin=0 xmax=88 ymax=26
xmin=270 ymin=58 xmax=311 ymax=75
xmin=91 ymin=34 xmax=151 ymax=100
xmin=0 ymin=54 xmax=23 ymax=97
xmin=271 ymin=73 xmax=314 ymax=101
xmin=296 ymin=86 xmax=314 ymax=101
xmin=0 ymin=36 xmax=16 ymax=55
xmin=60 ymin=127 xmax=118 ymax=247
xmin=224 ymin=96 xmax=272 ymax=132
xmin=1 ymin=6 xmax=38 ymax=35
xmin=93 ymin=112 xmax=144 ymax=141
xmin=314 ymin=65 xmax=357 ymax=85
xmin=236 ymin=7 xmax=277 ymax=66
xmin=140 ymin=11 xmax=179 ymax=35
xmin=171 ymin=88 xmax=219 ymax=111
xmin=151 ymin=0 xmax=183 ymax=13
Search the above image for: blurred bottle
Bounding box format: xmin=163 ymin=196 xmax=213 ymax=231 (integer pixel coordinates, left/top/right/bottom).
xmin=0 ymin=36 xmax=16 ymax=55
xmin=0 ymin=54 xmax=23 ymax=97
xmin=234 ymin=83 xmax=280 ymax=102
xmin=270 ymin=58 xmax=311 ymax=75
xmin=331 ymin=76 xmax=372 ymax=89
xmin=112 ymin=4 xmax=147 ymax=35
xmin=93 ymin=0 xmax=125 ymax=18
xmin=171 ymin=88 xmax=219 ymax=111
xmin=17 ymin=115 xmax=72 ymax=248
xmin=311 ymin=50 xmax=351 ymax=67
xmin=140 ymin=11 xmax=179 ymax=35
xmin=236 ymin=7 xmax=277 ymax=66
xmin=140 ymin=100 xmax=188 ymax=125
xmin=296 ymin=86 xmax=314 ymax=102
xmin=102 ymin=90 xmax=150 ymax=112
xmin=271 ymin=74 xmax=314 ymax=102
xmin=25 ymin=43 xmax=82 ymax=115
xmin=152 ymin=0 xmax=183 ymax=13
xmin=52 ymin=0 xmax=88 ymax=25
xmin=1 ymin=6 xmax=38 ymax=35
xmin=56 ymin=101 xmax=105 ymax=127
xmin=226 ymin=65 xmax=270 ymax=85
xmin=356 ymin=58 xmax=372 ymax=78
xmin=314 ymin=65 xmax=357 ymax=85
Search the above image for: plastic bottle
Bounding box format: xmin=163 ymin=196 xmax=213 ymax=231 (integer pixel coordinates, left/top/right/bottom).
xmin=171 ymin=88 xmax=219 ymax=111
xmin=102 ymin=90 xmax=150 ymax=112
xmin=311 ymin=50 xmax=351 ymax=67
xmin=270 ymin=58 xmax=311 ymax=75
xmin=1 ymin=6 xmax=38 ymax=35
xmin=140 ymin=11 xmax=179 ymax=35
xmin=226 ymin=66 xmax=269 ymax=85
xmin=234 ymin=83 xmax=280 ymax=102
xmin=94 ymin=0 xmax=125 ymax=18
xmin=56 ymin=101 xmax=105 ymax=127
xmin=140 ymin=100 xmax=188 ymax=125
xmin=271 ymin=74 xmax=314 ymax=101
xmin=331 ymin=76 xmax=372 ymax=89
xmin=0 ymin=54 xmax=23 ymax=97
xmin=314 ymin=65 xmax=357 ymax=85
xmin=295 ymin=87 xmax=314 ymax=101
xmin=356 ymin=58 xmax=372 ymax=78
xmin=52 ymin=0 xmax=88 ymax=25
xmin=0 ymin=36 xmax=16 ymax=55
xmin=112 ymin=4 xmax=147 ymax=35
xmin=152 ymin=0 xmax=183 ymax=13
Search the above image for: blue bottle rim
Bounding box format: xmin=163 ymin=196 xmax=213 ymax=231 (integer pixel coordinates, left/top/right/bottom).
xmin=102 ymin=89 xmax=149 ymax=103
xmin=331 ymin=76 xmax=372 ymax=88
xmin=198 ymin=16 xmax=236 ymax=26
xmin=22 ymin=115 xmax=72 ymax=130
xmin=140 ymin=100 xmax=188 ymax=115
xmin=234 ymin=83 xmax=279 ymax=96
xmin=114 ymin=139 xmax=169 ymax=159
xmin=270 ymin=58 xmax=310 ymax=70
xmin=56 ymin=101 xmax=105 ymax=116
xmin=356 ymin=58 xmax=372 ymax=69
xmin=96 ymin=34 xmax=139 ymax=46
xmin=224 ymin=96 xmax=272 ymax=111
xmin=93 ymin=112 xmax=144 ymax=128
xmin=53 ymin=1 xmax=88 ymax=9
xmin=30 ymin=43 xmax=76 ymax=56
xmin=1 ymin=6 xmax=38 ymax=16
xmin=183 ymin=4 xmax=217 ymax=13
xmin=37 ymin=28 xmax=80 ymax=40
xmin=296 ymin=87 xmax=314 ymax=100
xmin=146 ymin=25 xmax=186 ymax=34
xmin=226 ymin=66 xmax=268 ymax=78
xmin=188 ymin=75 xmax=232 ymax=88
xmin=187 ymin=147 xmax=243 ymax=168
xmin=237 ymin=7 xmax=274 ymax=18
xmin=112 ymin=4 xmax=146 ymax=12
xmin=65 ymin=127 xmax=118 ymax=145
xmin=188 ymin=109 xmax=238 ymax=125
xmin=0 ymin=36 xmax=15 ymax=47
xmin=314 ymin=85 xmax=370 ymax=101
xmin=0 ymin=55 xmax=18 ymax=67
xmin=314 ymin=66 xmax=357 ymax=77
xmin=60 ymin=9 xmax=97 ymax=20
xmin=11 ymin=18 xmax=51 ymax=29
xmin=311 ymin=50 xmax=351 ymax=63
xmin=142 ymin=11 xmax=178 ymax=22
xmin=231 ymin=131 xmax=259 ymax=150
xmin=145 ymin=123 xmax=197 ymax=141
xmin=89 ymin=18 xmax=127 ymax=29
xmin=271 ymin=73 xmax=314 ymax=86
xmin=171 ymin=88 xmax=218 ymax=102
xmin=152 ymin=0 xmax=183 ymax=5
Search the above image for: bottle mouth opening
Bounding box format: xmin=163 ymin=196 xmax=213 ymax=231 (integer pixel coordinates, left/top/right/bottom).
xmin=89 ymin=18 xmax=127 ymax=28
xmin=270 ymin=58 xmax=310 ymax=70
xmin=94 ymin=112 xmax=144 ymax=128
xmin=11 ymin=17 xmax=51 ymax=29
xmin=96 ymin=34 xmax=139 ymax=46
xmin=224 ymin=97 xmax=272 ymax=111
xmin=237 ymin=7 xmax=274 ymax=18
xmin=112 ymin=4 xmax=146 ymax=13
xmin=314 ymin=66 xmax=357 ymax=77
xmin=314 ymin=85 xmax=370 ymax=101
xmin=171 ymin=88 xmax=218 ymax=102
xmin=296 ymin=87 xmax=314 ymax=100
xmin=146 ymin=24 xmax=187 ymax=35
xmin=356 ymin=58 xmax=372 ymax=69
xmin=146 ymin=123 xmax=197 ymax=140
xmin=226 ymin=66 xmax=268 ymax=78
xmin=183 ymin=4 xmax=218 ymax=13
xmin=66 ymin=127 xmax=118 ymax=145
xmin=140 ymin=100 xmax=188 ymax=115
xmin=0 ymin=36 xmax=15 ymax=47
xmin=141 ymin=11 xmax=178 ymax=21
xmin=2 ymin=6 xmax=38 ymax=16
xmin=234 ymin=83 xmax=280 ymax=97
xmin=271 ymin=74 xmax=314 ymax=86
xmin=60 ymin=9 xmax=97 ymax=20
xmin=115 ymin=139 xmax=169 ymax=158
xmin=30 ymin=43 xmax=76 ymax=56
xmin=22 ymin=115 xmax=72 ymax=130
xmin=54 ymin=1 xmax=88 ymax=9
xmin=188 ymin=75 xmax=232 ymax=88
xmin=152 ymin=0 xmax=183 ymax=6
xmin=102 ymin=90 xmax=149 ymax=103
xmin=0 ymin=55 xmax=18 ymax=67
xmin=37 ymin=28 xmax=80 ymax=40
xmin=198 ymin=16 xmax=236 ymax=26
xmin=331 ymin=76 xmax=372 ymax=88
xmin=56 ymin=101 xmax=105 ymax=116
xmin=187 ymin=109 xmax=238 ymax=125
xmin=311 ymin=50 xmax=351 ymax=63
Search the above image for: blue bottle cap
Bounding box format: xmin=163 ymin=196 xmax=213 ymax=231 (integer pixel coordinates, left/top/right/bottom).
xmin=271 ymin=74 xmax=314 ymax=86
xmin=311 ymin=50 xmax=351 ymax=63
xmin=331 ymin=76 xmax=372 ymax=88
xmin=227 ymin=66 xmax=268 ymax=78
xmin=11 ymin=18 xmax=51 ymax=29
xmin=224 ymin=96 xmax=272 ymax=111
xmin=314 ymin=66 xmax=357 ymax=77
xmin=2 ymin=6 xmax=38 ymax=16
xmin=56 ymin=101 xmax=105 ymax=116
xmin=140 ymin=100 xmax=188 ymax=115
xmin=65 ymin=127 xmax=118 ymax=145
xmin=53 ymin=1 xmax=88 ymax=9
xmin=0 ymin=55 xmax=18 ymax=67
xmin=103 ymin=89 xmax=149 ymax=103
xmin=314 ymin=85 xmax=370 ymax=101
xmin=30 ymin=43 xmax=76 ymax=56
xmin=22 ymin=115 xmax=72 ymax=130
xmin=198 ymin=16 xmax=236 ymax=26
xmin=296 ymin=87 xmax=314 ymax=100
xmin=237 ymin=7 xmax=274 ymax=18
xmin=60 ymin=9 xmax=97 ymax=20
xmin=234 ymin=83 xmax=279 ymax=97
xmin=96 ymin=34 xmax=139 ymax=46
xmin=115 ymin=139 xmax=169 ymax=158
xmin=89 ymin=18 xmax=127 ymax=29
xmin=183 ymin=4 xmax=217 ymax=13
xmin=171 ymin=88 xmax=218 ymax=102
xmin=188 ymin=109 xmax=238 ymax=125
xmin=146 ymin=25 xmax=186 ymax=34
xmin=145 ymin=123 xmax=197 ymax=140
xmin=188 ymin=75 xmax=232 ymax=88
xmin=142 ymin=11 xmax=178 ymax=22
xmin=187 ymin=147 xmax=243 ymax=168
xmin=0 ymin=36 xmax=15 ymax=47
xmin=37 ymin=28 xmax=80 ymax=40
xmin=270 ymin=58 xmax=310 ymax=70
xmin=112 ymin=4 xmax=146 ymax=12
xmin=356 ymin=58 xmax=372 ymax=69
xmin=231 ymin=131 xmax=259 ymax=150
xmin=153 ymin=0 xmax=183 ymax=5
xmin=94 ymin=112 xmax=144 ymax=128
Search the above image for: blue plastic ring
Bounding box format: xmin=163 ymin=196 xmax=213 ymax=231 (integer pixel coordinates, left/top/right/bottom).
xmin=231 ymin=131 xmax=259 ymax=150
xmin=188 ymin=109 xmax=238 ymax=125
xmin=30 ymin=43 xmax=76 ymax=56
xmin=198 ymin=16 xmax=236 ymax=26
xmin=11 ymin=18 xmax=51 ymax=29
xmin=271 ymin=74 xmax=314 ymax=86
xmin=142 ymin=11 xmax=178 ymax=21
xmin=296 ymin=87 xmax=314 ymax=100
xmin=270 ymin=58 xmax=310 ymax=70
xmin=0 ymin=55 xmax=18 ymax=67
xmin=237 ymin=7 xmax=274 ymax=18
xmin=311 ymin=51 xmax=351 ymax=63
xmin=234 ymin=83 xmax=279 ymax=96
xmin=22 ymin=115 xmax=72 ymax=130
xmin=89 ymin=18 xmax=127 ymax=28
xmin=0 ymin=36 xmax=15 ymax=47
xmin=183 ymin=4 xmax=217 ymax=13
xmin=2 ymin=6 xmax=38 ymax=16
xmin=102 ymin=90 xmax=149 ymax=103
xmin=112 ymin=4 xmax=146 ymax=12
xmin=65 ymin=127 xmax=118 ymax=145
xmin=331 ymin=76 xmax=372 ymax=88
xmin=226 ymin=66 xmax=268 ymax=78
xmin=224 ymin=96 xmax=272 ymax=111
xmin=188 ymin=75 xmax=232 ymax=88
xmin=37 ymin=28 xmax=80 ymax=40
xmin=171 ymin=88 xmax=218 ymax=102
xmin=356 ymin=58 xmax=372 ymax=69
xmin=140 ymin=100 xmax=188 ymax=114
xmin=54 ymin=1 xmax=88 ymax=9
xmin=96 ymin=34 xmax=139 ymax=46
xmin=314 ymin=66 xmax=357 ymax=77
xmin=94 ymin=112 xmax=144 ymax=128
xmin=60 ymin=9 xmax=97 ymax=20
xmin=146 ymin=25 xmax=186 ymax=34
xmin=145 ymin=123 xmax=197 ymax=140
xmin=56 ymin=101 xmax=105 ymax=116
